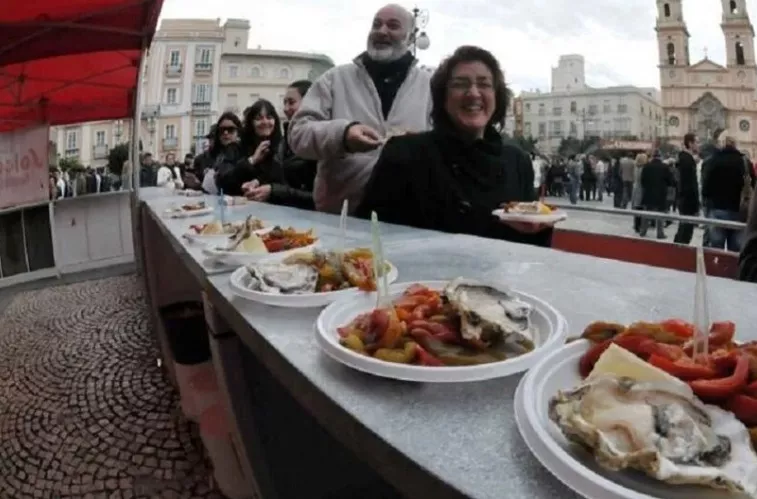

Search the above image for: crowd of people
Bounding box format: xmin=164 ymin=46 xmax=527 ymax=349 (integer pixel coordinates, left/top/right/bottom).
xmin=532 ymin=132 xmax=756 ymax=251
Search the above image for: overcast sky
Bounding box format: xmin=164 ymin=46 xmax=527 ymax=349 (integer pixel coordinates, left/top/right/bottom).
xmin=160 ymin=0 xmax=757 ymax=93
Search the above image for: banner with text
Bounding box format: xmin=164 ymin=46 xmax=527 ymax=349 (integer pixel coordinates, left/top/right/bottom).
xmin=0 ymin=125 xmax=49 ymax=210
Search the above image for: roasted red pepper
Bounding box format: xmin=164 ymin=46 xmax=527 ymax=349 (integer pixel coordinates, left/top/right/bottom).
xmin=612 ymin=334 xmax=659 ymax=359
xmin=743 ymin=380 xmax=757 ymax=398
xmin=710 ymin=349 xmax=741 ymax=374
xmin=414 ymin=344 xmax=444 ymax=366
xmin=647 ymin=354 xmax=718 ymax=380
xmin=659 ymin=319 xmax=695 ymax=338
xmin=652 ymin=343 xmax=686 ymax=361
xmin=579 ymin=339 xmax=612 ymax=377
xmin=725 ymin=394 xmax=757 ymax=426
xmin=407 ymin=320 xmax=458 ymax=343
xmin=709 ymin=321 xmax=736 ymax=346
xmin=689 ymin=355 xmax=749 ymax=400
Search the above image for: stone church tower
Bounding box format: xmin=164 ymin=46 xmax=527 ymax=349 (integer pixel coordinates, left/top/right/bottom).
xmin=656 ymin=0 xmax=757 ymax=156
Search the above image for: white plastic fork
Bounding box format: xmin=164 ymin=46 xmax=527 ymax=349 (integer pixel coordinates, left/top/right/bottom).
xmin=692 ymin=246 xmax=710 ymax=363
xmin=370 ymin=211 xmax=388 ymax=309
xmin=339 ymin=199 xmax=348 ymax=254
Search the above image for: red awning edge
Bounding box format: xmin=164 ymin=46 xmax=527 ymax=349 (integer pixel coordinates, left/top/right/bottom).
xmin=0 ymin=0 xmax=164 ymax=132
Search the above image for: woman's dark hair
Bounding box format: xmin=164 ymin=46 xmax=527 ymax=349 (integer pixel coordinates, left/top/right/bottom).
xmin=430 ymin=45 xmax=510 ymax=131
xmin=288 ymin=80 xmax=312 ymax=98
xmin=210 ymin=112 xmax=242 ymax=158
xmin=241 ymin=99 xmax=283 ymax=155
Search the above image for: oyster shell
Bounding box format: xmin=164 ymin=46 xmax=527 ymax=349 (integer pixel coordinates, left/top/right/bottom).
xmin=443 ymin=277 xmax=535 ymax=352
xmin=245 ymin=262 xmax=318 ymax=294
xmin=549 ymin=375 xmax=757 ymax=496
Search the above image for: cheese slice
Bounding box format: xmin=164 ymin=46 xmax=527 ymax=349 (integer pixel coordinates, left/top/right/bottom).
xmin=237 ymin=233 xmax=268 ymax=254
xmin=588 ymin=343 xmax=688 ymax=389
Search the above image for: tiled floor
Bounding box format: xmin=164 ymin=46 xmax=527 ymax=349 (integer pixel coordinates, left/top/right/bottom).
xmin=0 ymin=273 xmax=223 ymax=498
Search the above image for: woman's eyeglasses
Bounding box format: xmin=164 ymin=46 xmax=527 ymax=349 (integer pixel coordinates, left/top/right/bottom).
xmin=219 ymin=126 xmax=237 ymax=134
xmin=448 ymin=78 xmax=494 ymax=93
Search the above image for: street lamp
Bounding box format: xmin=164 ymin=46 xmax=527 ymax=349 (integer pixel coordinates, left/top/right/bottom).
xmin=411 ymin=7 xmax=430 ymax=56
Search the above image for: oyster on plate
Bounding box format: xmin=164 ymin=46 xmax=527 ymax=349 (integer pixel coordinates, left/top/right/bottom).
xmin=443 ymin=277 xmax=535 ymax=352
xmin=549 ymin=375 xmax=757 ymax=496
xmin=245 ymin=262 xmax=318 ymax=294
xmin=226 ymin=215 xmax=267 ymax=253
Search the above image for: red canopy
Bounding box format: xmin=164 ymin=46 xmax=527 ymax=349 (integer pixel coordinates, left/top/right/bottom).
xmin=0 ymin=0 xmax=164 ymax=132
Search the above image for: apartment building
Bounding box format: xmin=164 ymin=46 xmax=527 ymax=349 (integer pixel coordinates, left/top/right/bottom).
xmin=52 ymin=18 xmax=334 ymax=167
xmin=519 ymin=55 xmax=664 ymax=154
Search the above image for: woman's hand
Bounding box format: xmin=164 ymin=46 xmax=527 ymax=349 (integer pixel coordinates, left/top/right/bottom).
xmin=249 ymin=141 xmax=271 ymax=165
xmin=245 ymin=184 xmax=272 ymax=202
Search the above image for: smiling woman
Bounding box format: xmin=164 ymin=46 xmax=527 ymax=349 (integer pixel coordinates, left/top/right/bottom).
xmin=355 ymin=45 xmax=553 ymax=247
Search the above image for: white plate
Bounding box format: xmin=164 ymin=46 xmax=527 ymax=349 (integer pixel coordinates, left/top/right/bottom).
xmin=315 ymin=280 xmax=568 ymax=383
xmin=165 ymin=207 xmax=213 ymax=219
xmin=492 ymin=209 xmax=567 ymax=224
xmin=175 ymin=189 xmax=204 ymax=197
xmin=182 ymin=225 xmax=270 ymax=245
xmin=228 ymin=254 xmax=399 ymax=308
xmin=514 ymin=340 xmax=741 ymax=499
xmin=203 ymin=241 xmax=319 ymax=267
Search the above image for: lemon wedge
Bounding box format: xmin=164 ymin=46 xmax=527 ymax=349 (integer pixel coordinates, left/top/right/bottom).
xmin=588 ymin=343 xmax=687 ymax=389
xmin=237 ymin=234 xmax=268 ymax=254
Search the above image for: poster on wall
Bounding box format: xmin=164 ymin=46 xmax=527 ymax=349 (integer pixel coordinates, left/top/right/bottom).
xmin=0 ymin=125 xmax=49 ymax=210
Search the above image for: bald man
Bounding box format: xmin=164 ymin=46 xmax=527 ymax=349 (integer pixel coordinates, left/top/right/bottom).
xmin=288 ymin=4 xmax=432 ymax=214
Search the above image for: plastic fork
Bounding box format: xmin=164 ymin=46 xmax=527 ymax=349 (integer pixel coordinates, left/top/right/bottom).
xmin=218 ymin=189 xmax=226 ymax=225
xmin=370 ymin=211 xmax=388 ymax=309
xmin=692 ymin=246 xmax=710 ymax=363
xmin=339 ymin=199 xmax=348 ymax=253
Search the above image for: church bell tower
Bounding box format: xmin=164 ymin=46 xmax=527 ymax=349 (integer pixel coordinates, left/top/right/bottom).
xmin=656 ymin=0 xmax=690 ymax=85
xmin=722 ymin=0 xmax=755 ymax=66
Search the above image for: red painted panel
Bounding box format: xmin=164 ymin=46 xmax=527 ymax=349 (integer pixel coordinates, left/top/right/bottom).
xmin=552 ymin=229 xmax=739 ymax=280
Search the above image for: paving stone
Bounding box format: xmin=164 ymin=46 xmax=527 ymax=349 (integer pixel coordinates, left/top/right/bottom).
xmin=0 ymin=275 xmax=223 ymax=498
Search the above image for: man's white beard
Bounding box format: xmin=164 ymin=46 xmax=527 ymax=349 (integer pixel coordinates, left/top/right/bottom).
xmin=366 ymin=42 xmax=408 ymax=62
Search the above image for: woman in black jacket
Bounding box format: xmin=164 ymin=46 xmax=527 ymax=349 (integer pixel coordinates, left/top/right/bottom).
xmin=203 ymin=113 xmax=244 ymax=195
xmin=356 ymin=45 xmax=553 ymax=247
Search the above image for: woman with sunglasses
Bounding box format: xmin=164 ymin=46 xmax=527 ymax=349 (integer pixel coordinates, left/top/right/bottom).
xmin=202 ymin=112 xmax=244 ymax=195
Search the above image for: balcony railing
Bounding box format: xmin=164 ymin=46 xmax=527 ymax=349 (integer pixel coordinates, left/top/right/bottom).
xmin=92 ymin=144 xmax=109 ymax=160
xmin=165 ymin=64 xmax=183 ymax=77
xmin=162 ymin=137 xmax=178 ymax=150
xmin=194 ymin=62 xmax=213 ymax=73
xmin=191 ymin=102 xmax=211 ymax=114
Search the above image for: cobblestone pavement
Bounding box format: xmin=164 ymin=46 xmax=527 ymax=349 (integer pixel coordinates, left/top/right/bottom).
xmin=545 ymin=194 xmax=706 ymax=247
xmin=0 ymin=275 xmax=222 ymax=499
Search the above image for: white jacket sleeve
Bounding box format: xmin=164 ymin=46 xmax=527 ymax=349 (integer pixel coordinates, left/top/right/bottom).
xmin=172 ymin=167 xmax=184 ymax=189
xmin=156 ymin=166 xmax=172 ymax=186
xmin=288 ymin=70 xmax=352 ymax=161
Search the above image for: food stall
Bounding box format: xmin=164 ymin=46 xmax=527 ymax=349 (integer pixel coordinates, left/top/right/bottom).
xmin=133 ymin=188 xmax=755 ymax=499
xmin=0 ymin=0 xmax=163 ymax=287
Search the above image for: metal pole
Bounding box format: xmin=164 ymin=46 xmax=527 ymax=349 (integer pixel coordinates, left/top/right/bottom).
xmin=131 ymin=50 xmax=147 ymax=201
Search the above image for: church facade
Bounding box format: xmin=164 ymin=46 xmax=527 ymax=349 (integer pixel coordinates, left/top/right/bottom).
xmin=656 ymin=0 xmax=757 ymax=156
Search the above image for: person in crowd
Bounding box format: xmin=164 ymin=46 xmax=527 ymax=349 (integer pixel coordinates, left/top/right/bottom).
xmin=673 ymin=132 xmax=700 ymax=244
xmin=631 ymin=152 xmax=647 ymax=233
xmin=580 ymin=155 xmax=597 ymax=201
xmin=567 ymin=155 xmax=581 ymax=204
xmin=355 ymin=45 xmax=553 ymax=247
xmin=230 ymin=99 xmax=315 ymax=209
xmin=181 ymin=153 xmax=201 ymax=190
xmin=288 ymin=3 xmax=432 ymax=214
xmin=121 ymin=160 xmax=132 ymax=190
xmin=610 ymin=157 xmax=623 ymax=207
xmin=619 ymin=153 xmax=635 ymax=208
xmin=202 ymin=113 xmax=244 ymax=195
xmin=639 ymin=150 xmax=675 ymax=239
xmin=739 ymin=191 xmax=757 ymax=281
xmin=531 ymin=153 xmax=545 ymax=198
xmin=594 ymin=155 xmax=607 ymax=202
xmin=139 ymin=153 xmax=157 ymax=187
xmin=702 ymin=132 xmax=749 ymax=252
xmin=190 ymin=125 xmax=216 ymax=187
xmin=156 ymin=152 xmax=184 ymax=189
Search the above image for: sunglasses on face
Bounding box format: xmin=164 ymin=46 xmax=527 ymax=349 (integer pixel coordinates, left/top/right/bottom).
xmin=219 ymin=126 xmax=237 ymax=134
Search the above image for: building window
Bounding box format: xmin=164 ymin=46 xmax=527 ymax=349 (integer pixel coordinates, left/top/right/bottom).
xmin=226 ymin=93 xmax=238 ymax=111
xmin=250 ymin=66 xmax=262 ymax=78
xmin=525 ymin=103 xmax=531 ymax=112
xmin=169 ymin=50 xmax=180 ymax=67
xmin=617 ymin=104 xmax=628 ymax=113
xmin=538 ymin=104 xmax=545 ymax=116
xmin=234 ymin=38 xmax=241 ymax=47
xmin=195 ymin=119 xmax=207 ymax=137
xmin=664 ymin=3 xmax=670 ymax=16
xmin=164 ymin=124 xmax=176 ymax=139
xmin=588 ymin=104 xmax=598 ymax=115
xmin=198 ymin=48 xmax=212 ymax=64
xmin=95 ymin=131 xmax=106 ymax=146
xmin=603 ymin=100 xmax=611 ymax=113
xmin=569 ymin=101 xmax=577 ymax=113
xmin=524 ymin=122 xmax=532 ymax=135
xmin=193 ymin=83 xmax=212 ymax=103
xmin=736 ymin=42 xmax=746 ymax=65
xmin=538 ymin=123 xmax=546 ymax=138
xmin=731 ymin=0 xmax=739 ymax=14
xmin=166 ymin=88 xmax=177 ymax=104
xmin=279 ymin=67 xmax=291 ymax=79
xmin=667 ymin=42 xmax=676 ymax=65
xmin=569 ymin=122 xmax=577 ymax=136
xmin=552 ymin=107 xmax=562 ymax=116
xmin=229 ymin=65 xmax=238 ymax=78
xmin=249 ymin=93 xmax=260 ymax=102
xmin=65 ymin=130 xmax=78 ymax=150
